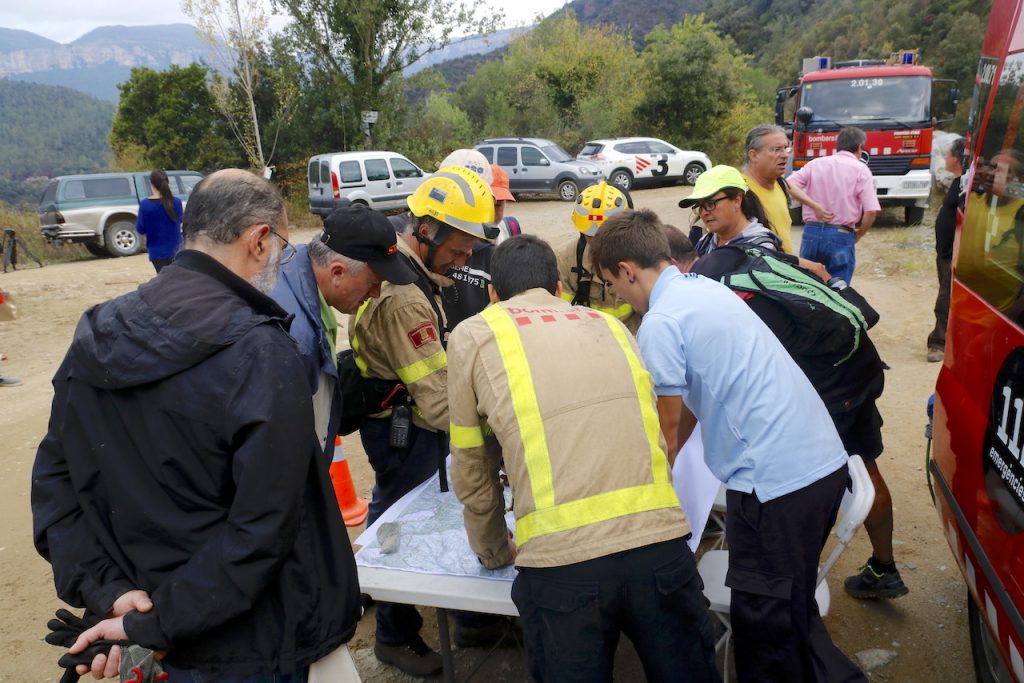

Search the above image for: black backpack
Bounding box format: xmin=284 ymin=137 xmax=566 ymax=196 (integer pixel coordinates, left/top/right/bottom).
xmin=711 ymin=246 xmax=878 ymax=366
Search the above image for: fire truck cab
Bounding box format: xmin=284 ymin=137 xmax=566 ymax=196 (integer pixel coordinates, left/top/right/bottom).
xmin=777 ymin=51 xmax=959 ymax=226
xmin=931 ymin=1 xmax=1024 ymax=681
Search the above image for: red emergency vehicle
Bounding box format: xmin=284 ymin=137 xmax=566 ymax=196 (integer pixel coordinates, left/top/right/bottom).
xmin=777 ymin=52 xmax=959 ymax=226
xmin=931 ymin=1 xmax=1024 ymax=680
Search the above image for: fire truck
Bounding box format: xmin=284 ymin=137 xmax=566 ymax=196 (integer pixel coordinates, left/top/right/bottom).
xmin=930 ymin=1 xmax=1024 ymax=681
xmin=776 ymin=51 xmax=959 ymax=226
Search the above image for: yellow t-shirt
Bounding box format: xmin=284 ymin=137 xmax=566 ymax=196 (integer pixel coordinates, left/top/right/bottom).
xmin=744 ymin=174 xmax=794 ymax=254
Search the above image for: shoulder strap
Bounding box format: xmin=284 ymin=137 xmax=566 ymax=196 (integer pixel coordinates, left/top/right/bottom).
xmin=570 ymin=234 xmax=591 ymax=307
xmin=401 ymin=253 xmax=450 ymax=349
xmin=777 ymin=176 xmax=792 ymax=203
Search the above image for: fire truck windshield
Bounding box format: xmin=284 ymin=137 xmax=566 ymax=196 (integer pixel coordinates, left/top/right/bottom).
xmin=802 ymin=75 xmax=932 ymax=126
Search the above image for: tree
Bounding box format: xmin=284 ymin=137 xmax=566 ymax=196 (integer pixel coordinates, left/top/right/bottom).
xmin=183 ymin=0 xmax=298 ymax=172
xmin=458 ymin=12 xmax=642 ymax=153
xmin=273 ymin=0 xmax=502 ymax=147
xmin=634 ymin=15 xmax=771 ymax=164
xmin=110 ymin=65 xmax=237 ymax=171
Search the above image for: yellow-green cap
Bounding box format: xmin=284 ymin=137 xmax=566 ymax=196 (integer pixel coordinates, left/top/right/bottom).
xmin=678 ymin=165 xmax=748 ymax=208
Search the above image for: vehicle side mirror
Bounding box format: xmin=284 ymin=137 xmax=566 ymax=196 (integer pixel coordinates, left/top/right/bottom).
xmin=949 ymin=88 xmax=961 ymax=114
xmin=796 ymin=106 xmax=814 ymax=126
xmin=540 ymin=158 xmax=551 ymax=166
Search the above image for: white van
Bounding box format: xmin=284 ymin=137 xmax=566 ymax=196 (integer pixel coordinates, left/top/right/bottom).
xmin=307 ymin=151 xmax=429 ymax=217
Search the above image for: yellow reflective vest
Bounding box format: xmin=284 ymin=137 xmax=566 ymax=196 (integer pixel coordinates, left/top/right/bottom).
xmin=554 ymin=234 xmax=641 ymax=334
xmin=448 ymin=288 xmax=688 ymax=568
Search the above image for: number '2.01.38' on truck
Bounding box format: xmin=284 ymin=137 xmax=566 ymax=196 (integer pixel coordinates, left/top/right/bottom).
xmin=776 ymin=52 xmax=960 ymax=226
xmin=930 ymin=1 xmax=1024 ymax=681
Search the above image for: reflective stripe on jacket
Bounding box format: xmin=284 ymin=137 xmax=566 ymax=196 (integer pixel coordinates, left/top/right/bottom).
xmin=554 ymin=234 xmax=640 ymax=334
xmin=448 ymin=288 xmax=687 ymax=568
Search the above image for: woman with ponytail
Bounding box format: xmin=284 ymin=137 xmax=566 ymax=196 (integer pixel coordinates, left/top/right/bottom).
xmin=136 ymin=169 xmax=183 ymax=272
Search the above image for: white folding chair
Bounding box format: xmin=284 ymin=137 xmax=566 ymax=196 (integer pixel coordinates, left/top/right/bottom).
xmin=697 ymin=455 xmax=876 ymax=682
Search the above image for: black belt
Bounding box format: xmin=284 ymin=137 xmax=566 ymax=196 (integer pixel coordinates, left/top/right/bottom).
xmin=806 ymin=221 xmax=854 ymax=233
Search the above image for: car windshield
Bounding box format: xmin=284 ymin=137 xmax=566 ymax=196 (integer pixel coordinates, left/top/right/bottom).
xmin=541 ymin=144 xmax=573 ymax=163
xmin=579 ymin=143 xmax=603 ymax=156
xmin=802 ymin=75 xmax=931 ymax=125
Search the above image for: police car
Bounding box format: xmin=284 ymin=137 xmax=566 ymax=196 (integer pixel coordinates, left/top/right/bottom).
xmin=577 ymin=137 xmax=710 ymax=192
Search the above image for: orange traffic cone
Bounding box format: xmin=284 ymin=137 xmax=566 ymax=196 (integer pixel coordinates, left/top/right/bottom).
xmin=329 ymin=436 xmax=369 ymax=527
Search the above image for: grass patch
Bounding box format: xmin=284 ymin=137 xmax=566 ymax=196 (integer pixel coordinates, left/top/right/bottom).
xmin=0 ymin=202 xmax=93 ymax=266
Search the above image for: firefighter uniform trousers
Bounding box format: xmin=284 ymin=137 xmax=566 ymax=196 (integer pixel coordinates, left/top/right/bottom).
xmin=350 ymin=238 xmax=452 ymax=647
xmin=448 ymin=289 xmax=719 ymax=683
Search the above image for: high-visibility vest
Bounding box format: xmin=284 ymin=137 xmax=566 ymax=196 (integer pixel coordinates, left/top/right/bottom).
xmin=453 ymin=304 xmax=679 ymax=547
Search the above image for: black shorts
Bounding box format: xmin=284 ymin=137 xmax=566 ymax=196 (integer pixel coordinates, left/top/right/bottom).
xmin=830 ymin=375 xmax=885 ymax=462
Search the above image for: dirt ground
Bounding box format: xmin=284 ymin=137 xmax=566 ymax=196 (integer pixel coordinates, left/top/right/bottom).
xmin=0 ymin=185 xmax=974 ymax=682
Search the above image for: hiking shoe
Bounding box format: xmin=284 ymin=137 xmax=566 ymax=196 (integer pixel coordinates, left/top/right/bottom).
xmin=844 ymin=557 xmax=909 ymax=599
xmin=374 ymin=636 xmax=443 ymax=677
xmin=927 ymin=347 xmax=944 ymax=363
xmin=0 ymin=374 xmax=22 ymax=387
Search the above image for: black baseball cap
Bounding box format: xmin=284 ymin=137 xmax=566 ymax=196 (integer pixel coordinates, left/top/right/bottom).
xmin=321 ymin=204 xmax=417 ymax=285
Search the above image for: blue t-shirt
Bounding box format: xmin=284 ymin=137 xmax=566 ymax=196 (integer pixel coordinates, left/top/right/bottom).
xmin=638 ymin=266 xmax=847 ymax=501
xmin=136 ymin=197 xmax=183 ymax=260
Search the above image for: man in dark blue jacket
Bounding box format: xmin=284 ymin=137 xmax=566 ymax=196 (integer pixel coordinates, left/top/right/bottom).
xmin=32 ymin=169 xmax=363 ymax=681
xmin=271 ymin=204 xmax=417 ymax=457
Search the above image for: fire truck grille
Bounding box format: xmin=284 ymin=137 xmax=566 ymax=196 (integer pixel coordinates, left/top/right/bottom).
xmin=866 ymin=157 xmax=912 ymax=176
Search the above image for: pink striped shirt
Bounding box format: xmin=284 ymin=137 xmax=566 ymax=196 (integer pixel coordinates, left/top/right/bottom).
xmin=789 ymin=151 xmax=881 ymax=228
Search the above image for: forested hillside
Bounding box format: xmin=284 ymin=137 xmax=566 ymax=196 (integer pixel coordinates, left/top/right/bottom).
xmin=0 ymin=80 xmax=113 ymax=206
xmin=706 ymin=0 xmax=989 ymax=94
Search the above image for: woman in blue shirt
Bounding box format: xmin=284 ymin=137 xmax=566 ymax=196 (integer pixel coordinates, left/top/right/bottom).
xmin=136 ymin=169 xmax=183 ymax=272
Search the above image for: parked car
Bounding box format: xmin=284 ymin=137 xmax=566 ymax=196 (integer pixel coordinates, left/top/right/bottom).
xmin=475 ymin=137 xmax=604 ymax=201
xmin=38 ymin=170 xmax=203 ymax=257
xmin=307 ymin=151 xmax=429 ymax=217
xmin=577 ymin=137 xmax=711 ymax=192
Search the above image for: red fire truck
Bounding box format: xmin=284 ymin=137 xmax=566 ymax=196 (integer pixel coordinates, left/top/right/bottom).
xmin=776 ymin=52 xmax=959 ymax=225
xmin=930 ymin=1 xmax=1024 ymax=681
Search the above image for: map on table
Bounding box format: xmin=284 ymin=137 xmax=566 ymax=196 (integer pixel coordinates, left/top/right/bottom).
xmin=354 ymin=462 xmax=517 ymax=581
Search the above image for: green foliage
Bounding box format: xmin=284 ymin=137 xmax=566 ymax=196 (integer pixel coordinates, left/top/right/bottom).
xmin=458 ymin=12 xmax=642 ymax=153
xmin=397 ymin=91 xmax=476 ymax=171
xmin=706 ymin=0 xmax=991 ymax=128
xmin=634 ymin=15 xmax=770 ymax=163
xmin=110 ymin=64 xmax=239 ymax=171
xmin=0 ymin=80 xmax=114 ymax=206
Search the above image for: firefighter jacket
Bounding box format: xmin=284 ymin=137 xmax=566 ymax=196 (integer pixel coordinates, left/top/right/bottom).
xmin=448 ymin=288 xmax=688 ymax=569
xmin=349 ymin=237 xmax=450 ymax=431
xmin=554 ymin=234 xmax=641 ymax=334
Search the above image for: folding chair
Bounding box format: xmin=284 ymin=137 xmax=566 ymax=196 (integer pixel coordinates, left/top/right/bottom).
xmin=697 ymin=455 xmax=876 ymax=682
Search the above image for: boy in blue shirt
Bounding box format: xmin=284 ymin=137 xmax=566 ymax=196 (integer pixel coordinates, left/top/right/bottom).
xmin=590 ymin=208 xmax=866 ymax=683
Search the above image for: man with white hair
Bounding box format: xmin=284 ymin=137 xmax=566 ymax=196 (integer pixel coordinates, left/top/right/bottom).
xmin=271 ymin=203 xmax=417 ymax=454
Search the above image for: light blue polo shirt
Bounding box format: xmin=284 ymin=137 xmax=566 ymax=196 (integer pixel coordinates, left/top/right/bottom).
xmin=638 ymin=266 xmax=847 ymax=501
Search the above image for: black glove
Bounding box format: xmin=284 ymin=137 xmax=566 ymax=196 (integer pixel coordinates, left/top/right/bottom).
xmin=45 ymin=608 xmax=129 ymax=683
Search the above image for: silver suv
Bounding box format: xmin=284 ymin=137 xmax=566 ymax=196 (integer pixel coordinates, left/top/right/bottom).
xmin=38 ymin=171 xmax=203 ymax=257
xmin=475 ymin=137 xmax=604 ymax=201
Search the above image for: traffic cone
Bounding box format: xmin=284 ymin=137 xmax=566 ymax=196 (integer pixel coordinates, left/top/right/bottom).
xmin=329 ymin=436 xmax=369 ymax=527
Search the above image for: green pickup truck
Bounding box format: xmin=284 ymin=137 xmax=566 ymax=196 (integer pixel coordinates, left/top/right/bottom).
xmin=38 ymin=171 xmax=203 ymax=257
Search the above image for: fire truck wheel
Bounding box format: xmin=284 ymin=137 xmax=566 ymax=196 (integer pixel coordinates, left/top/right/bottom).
xmin=905 ymin=206 xmax=926 ymax=226
xmin=968 ymin=594 xmax=1013 ymax=683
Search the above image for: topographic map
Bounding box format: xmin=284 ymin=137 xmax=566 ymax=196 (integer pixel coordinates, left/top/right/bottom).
xmin=354 ymin=464 xmax=517 ymax=581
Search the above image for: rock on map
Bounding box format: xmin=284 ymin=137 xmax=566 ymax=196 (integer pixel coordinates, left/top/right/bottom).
xmin=354 ymin=464 xmax=517 ymax=581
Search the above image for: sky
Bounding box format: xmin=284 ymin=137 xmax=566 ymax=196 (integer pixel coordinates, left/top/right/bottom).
xmin=0 ymin=0 xmax=568 ymax=44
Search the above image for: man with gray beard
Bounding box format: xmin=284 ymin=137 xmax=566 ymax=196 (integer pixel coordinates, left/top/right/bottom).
xmin=32 ymin=169 xmax=363 ymax=682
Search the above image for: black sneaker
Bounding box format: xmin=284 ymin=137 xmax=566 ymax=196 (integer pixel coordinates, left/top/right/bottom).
xmin=374 ymin=636 xmax=443 ymax=677
xmin=844 ymin=557 xmax=909 ymax=599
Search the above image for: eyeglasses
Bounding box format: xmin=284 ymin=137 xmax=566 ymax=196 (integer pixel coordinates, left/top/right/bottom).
xmin=269 ymin=228 xmax=297 ymax=265
xmin=692 ymin=195 xmax=732 ymax=214
xmin=766 ymin=145 xmax=792 ymax=155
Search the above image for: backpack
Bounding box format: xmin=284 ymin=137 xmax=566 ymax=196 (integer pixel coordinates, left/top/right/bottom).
xmin=713 ymin=246 xmax=877 ymax=366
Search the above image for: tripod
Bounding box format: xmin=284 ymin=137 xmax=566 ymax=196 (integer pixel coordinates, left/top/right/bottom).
xmin=2 ymin=228 xmax=43 ymax=273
